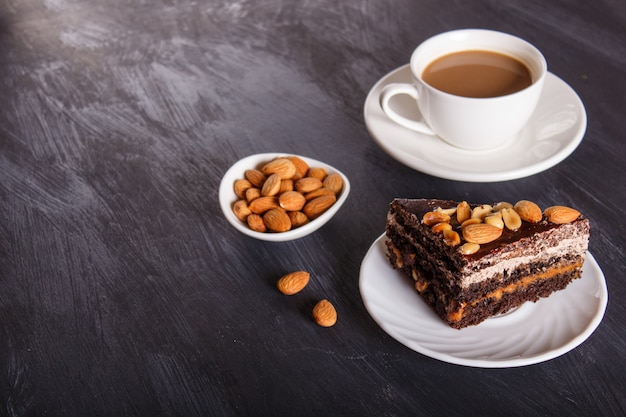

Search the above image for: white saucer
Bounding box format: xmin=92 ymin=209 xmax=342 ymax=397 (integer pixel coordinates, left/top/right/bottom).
xmin=359 ymin=234 xmax=608 ymax=368
xmin=364 ymin=66 xmax=587 ymax=182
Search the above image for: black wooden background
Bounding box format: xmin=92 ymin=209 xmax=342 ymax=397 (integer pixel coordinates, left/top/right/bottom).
xmin=1 ymin=0 xmax=624 ymax=416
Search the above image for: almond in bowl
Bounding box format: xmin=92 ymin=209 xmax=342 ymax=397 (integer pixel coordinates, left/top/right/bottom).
xmin=219 ymin=153 xmax=351 ymax=242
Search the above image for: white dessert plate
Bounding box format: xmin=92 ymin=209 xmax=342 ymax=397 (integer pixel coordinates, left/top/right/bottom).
xmin=363 ymin=65 xmax=587 ymax=182
xmin=219 ymin=153 xmax=350 ymax=242
xmin=359 ymin=234 xmax=608 ymax=368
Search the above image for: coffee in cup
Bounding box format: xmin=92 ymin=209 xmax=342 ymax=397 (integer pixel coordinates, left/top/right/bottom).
xmin=380 ymin=29 xmax=547 ymax=151
xmin=422 ymin=50 xmax=533 ymax=98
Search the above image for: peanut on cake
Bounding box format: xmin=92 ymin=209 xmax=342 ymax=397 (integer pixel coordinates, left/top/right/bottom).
xmin=385 ymin=198 xmax=590 ymax=329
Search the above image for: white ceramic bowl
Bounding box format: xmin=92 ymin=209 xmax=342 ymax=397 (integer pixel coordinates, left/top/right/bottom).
xmin=219 ymin=153 xmax=351 ymax=242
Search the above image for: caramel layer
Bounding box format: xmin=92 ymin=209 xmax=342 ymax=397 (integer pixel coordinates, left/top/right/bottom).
xmin=447 ymin=262 xmax=583 ymax=323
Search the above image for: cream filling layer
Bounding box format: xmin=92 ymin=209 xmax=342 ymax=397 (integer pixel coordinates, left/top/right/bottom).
xmin=459 ymin=237 xmax=587 ymax=288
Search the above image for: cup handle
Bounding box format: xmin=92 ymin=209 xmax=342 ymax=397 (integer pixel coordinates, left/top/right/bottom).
xmin=379 ymin=83 xmax=436 ymax=135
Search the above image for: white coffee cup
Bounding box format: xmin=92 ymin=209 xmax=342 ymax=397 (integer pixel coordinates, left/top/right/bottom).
xmin=380 ymin=29 xmax=547 ymax=151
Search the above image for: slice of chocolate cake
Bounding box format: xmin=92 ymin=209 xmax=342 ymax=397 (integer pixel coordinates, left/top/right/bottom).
xmin=385 ymin=198 xmax=590 ymax=329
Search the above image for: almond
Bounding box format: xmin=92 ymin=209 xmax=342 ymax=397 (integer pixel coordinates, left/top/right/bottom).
xmin=287 ymin=156 xmax=310 ymax=180
xmin=304 ymin=187 xmax=336 ymax=201
xmin=232 ymin=200 xmax=251 ymax=221
xmin=244 ymin=169 xmax=267 ymax=188
xmin=312 ymin=299 xmax=337 ymax=327
xmin=303 ymin=195 xmax=336 ymax=219
xmin=295 ymin=177 xmax=323 ymax=193
xmin=263 ymin=208 xmax=291 ymax=232
xmin=248 ymin=196 xmax=280 ymax=214
xmin=279 ymin=191 xmax=306 ymax=211
xmin=322 ymin=173 xmax=343 ymax=194
xmin=247 ymin=214 xmax=266 ymax=232
xmin=288 ymin=211 xmax=310 ymax=228
xmin=307 ymin=167 xmax=327 ymax=181
xmin=277 ymin=271 xmax=310 ymax=295
xmin=462 ymin=223 xmax=503 ymax=244
xmin=245 ymin=187 xmax=262 ymax=203
xmin=261 ymin=158 xmax=296 ymax=180
xmin=261 ymin=173 xmax=282 ymax=196
xmin=514 ymin=200 xmax=542 ymax=223
xmin=279 ymin=179 xmax=293 ymax=193
xmin=544 ymin=206 xmax=581 ymax=224
xmin=234 ymin=179 xmax=253 ymax=199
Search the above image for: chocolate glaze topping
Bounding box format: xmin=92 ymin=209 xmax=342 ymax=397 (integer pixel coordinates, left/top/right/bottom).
xmin=390 ymin=198 xmax=588 ymax=260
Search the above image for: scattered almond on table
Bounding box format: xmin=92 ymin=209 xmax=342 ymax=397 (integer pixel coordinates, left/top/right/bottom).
xmin=232 ymin=156 xmax=343 ymax=233
xmin=312 ymin=299 xmax=337 ymax=327
xmin=277 ymin=271 xmax=310 ymax=295
xmin=276 ymin=270 xmax=337 ymax=327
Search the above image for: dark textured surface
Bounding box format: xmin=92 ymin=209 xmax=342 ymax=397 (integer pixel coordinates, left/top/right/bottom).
xmin=0 ymin=0 xmax=625 ymax=416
